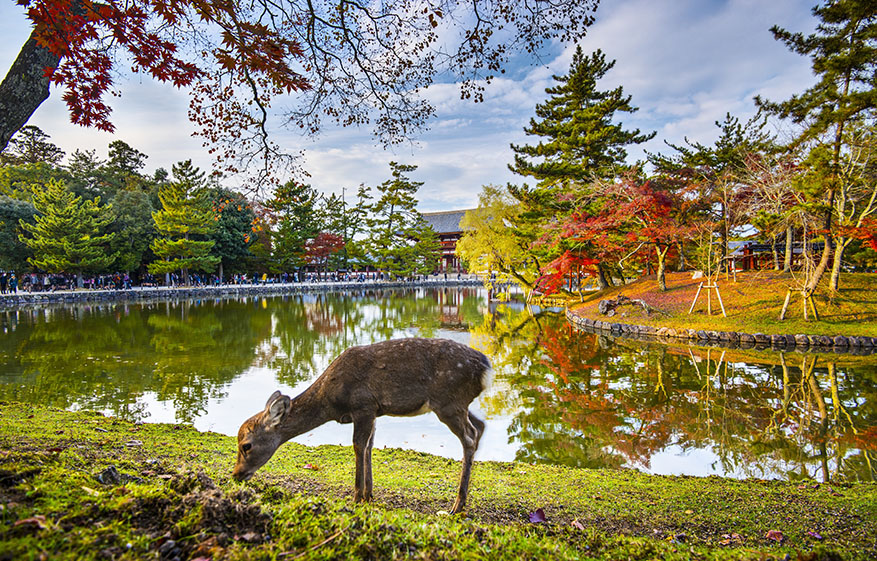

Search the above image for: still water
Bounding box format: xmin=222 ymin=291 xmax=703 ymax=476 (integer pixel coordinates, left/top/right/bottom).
xmin=0 ymin=287 xmax=874 ymax=481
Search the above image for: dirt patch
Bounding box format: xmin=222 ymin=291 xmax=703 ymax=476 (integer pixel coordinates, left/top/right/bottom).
xmin=123 ymin=472 xmax=272 ymax=561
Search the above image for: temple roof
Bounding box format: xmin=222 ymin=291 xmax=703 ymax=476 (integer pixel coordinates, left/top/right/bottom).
xmin=420 ymin=210 xmax=472 ymax=234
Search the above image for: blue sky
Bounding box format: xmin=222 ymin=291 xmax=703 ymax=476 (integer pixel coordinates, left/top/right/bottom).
xmin=0 ymin=0 xmax=817 ymax=211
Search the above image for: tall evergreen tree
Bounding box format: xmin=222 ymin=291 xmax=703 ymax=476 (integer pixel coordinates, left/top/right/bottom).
xmin=148 ymin=160 xmax=219 ymax=284
xmin=509 ymin=46 xmax=654 ymax=185
xmin=264 ymin=181 xmax=321 ymax=277
xmin=1 ymin=125 xmax=65 ymax=165
xmin=207 ymin=186 xmax=257 ymax=281
xmin=507 ymin=46 xmax=654 ymax=289
xmin=18 ymin=179 xmax=117 ymax=286
xmin=649 ymin=113 xmax=775 ymax=268
xmin=365 ymin=162 xmax=439 ymax=278
xmin=756 ymin=0 xmax=877 ymax=292
xmin=0 ymin=195 xmax=36 ymax=272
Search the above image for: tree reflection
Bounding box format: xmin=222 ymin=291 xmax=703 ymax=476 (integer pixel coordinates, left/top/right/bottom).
xmin=1 ymin=289 xmax=873 ymax=481
xmin=474 ymin=302 xmax=877 ymax=481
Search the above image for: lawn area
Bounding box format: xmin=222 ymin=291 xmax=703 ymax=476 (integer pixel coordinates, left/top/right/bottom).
xmin=0 ymin=402 xmax=875 ymax=560
xmin=569 ymin=271 xmax=877 ymax=338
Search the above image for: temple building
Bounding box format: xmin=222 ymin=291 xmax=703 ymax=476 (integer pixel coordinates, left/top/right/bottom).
xmin=420 ymin=209 xmax=472 ymax=273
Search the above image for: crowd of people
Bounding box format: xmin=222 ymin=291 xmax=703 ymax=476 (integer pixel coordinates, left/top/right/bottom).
xmin=0 ymin=270 xmax=470 ymax=294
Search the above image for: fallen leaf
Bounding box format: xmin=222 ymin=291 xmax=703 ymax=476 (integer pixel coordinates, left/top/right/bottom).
xmin=571 ymin=519 xmax=585 ymax=531
xmin=765 ymin=530 xmax=784 ymax=543
xmin=303 ymin=463 xmax=320 ymax=471
xmin=81 ymin=486 xmax=100 ymax=497
xmin=807 ymin=531 xmax=823 ymax=540
xmin=13 ymin=515 xmax=48 ymax=530
xmin=528 ymin=508 xmax=547 ymax=524
xmin=124 ymin=440 xmax=143 ymax=447
xmin=684 ymin=509 xmax=694 ymax=515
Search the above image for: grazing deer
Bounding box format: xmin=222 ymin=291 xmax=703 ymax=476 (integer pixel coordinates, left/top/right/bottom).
xmin=233 ymin=337 xmax=491 ymax=514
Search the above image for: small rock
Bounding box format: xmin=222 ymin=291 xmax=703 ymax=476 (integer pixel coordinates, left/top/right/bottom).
xmin=95 ymin=466 xmax=121 ymax=485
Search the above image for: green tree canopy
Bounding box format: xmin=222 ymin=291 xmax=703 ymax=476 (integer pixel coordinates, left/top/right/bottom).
xmin=756 ymin=0 xmax=877 ymax=292
xmin=365 ymin=162 xmax=439 ymax=278
xmin=1 ymin=125 xmax=65 ymax=166
xmin=148 ymin=160 xmax=219 ymax=283
xmin=264 ymin=180 xmax=321 ymax=276
xmin=18 ymin=179 xmax=117 ymax=285
xmin=509 ymin=46 xmax=654 ymax=186
xmin=0 ymin=195 xmax=36 ymax=271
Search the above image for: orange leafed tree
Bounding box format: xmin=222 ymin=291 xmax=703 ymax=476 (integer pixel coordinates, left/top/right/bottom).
xmin=1 ymin=0 xmax=599 ymax=189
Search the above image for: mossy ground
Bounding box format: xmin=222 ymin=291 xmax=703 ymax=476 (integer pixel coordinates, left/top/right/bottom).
xmin=1 ymin=402 xmax=874 ymax=560
xmin=569 ymin=271 xmax=877 ymax=337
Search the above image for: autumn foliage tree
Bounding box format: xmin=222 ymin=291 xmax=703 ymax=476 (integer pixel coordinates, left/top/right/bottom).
xmin=2 ymin=0 xmax=599 ymax=188
xmin=540 ymin=177 xmax=695 ymax=293
xmin=305 ymin=232 xmax=344 ymax=280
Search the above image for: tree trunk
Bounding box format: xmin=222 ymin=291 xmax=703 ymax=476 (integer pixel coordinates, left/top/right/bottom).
xmin=0 ymin=32 xmax=62 ymax=152
xmin=783 ymin=225 xmax=793 ymax=272
xmin=804 ymin=208 xmax=834 ymax=294
xmin=676 ymin=241 xmax=686 ymax=272
xmin=596 ymin=264 xmax=612 ymax=290
xmin=829 ymin=236 xmax=851 ymax=292
xmin=656 ymin=246 xmax=669 ymax=292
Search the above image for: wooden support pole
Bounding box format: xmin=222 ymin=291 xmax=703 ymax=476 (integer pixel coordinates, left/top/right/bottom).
xmin=808 ymin=295 xmax=820 ymax=321
xmin=713 ymin=285 xmax=727 ymax=317
xmin=689 ymin=282 xmax=704 ymax=314
xmin=779 ymin=289 xmax=792 ymax=321
xmin=803 ymin=291 xmax=808 ymax=320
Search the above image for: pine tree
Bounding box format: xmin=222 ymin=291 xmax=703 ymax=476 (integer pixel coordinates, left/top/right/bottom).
xmin=264 ymin=180 xmax=321 ymax=278
xmin=148 ymin=160 xmax=220 ymax=284
xmin=18 ymin=179 xmax=116 ymax=286
xmin=509 ymin=46 xmax=654 ymax=186
xmin=756 ymin=0 xmax=877 ymax=292
xmin=1 ymin=125 xmax=65 ymax=165
xmin=507 ymin=46 xmax=654 ymax=288
xmin=365 ymin=162 xmax=439 ymax=278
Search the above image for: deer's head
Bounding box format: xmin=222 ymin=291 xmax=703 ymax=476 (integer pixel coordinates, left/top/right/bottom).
xmin=232 ymin=390 xmax=290 ymax=481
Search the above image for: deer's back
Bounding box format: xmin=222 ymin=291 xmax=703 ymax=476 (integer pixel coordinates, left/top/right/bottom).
xmin=315 ymin=338 xmax=491 ymax=417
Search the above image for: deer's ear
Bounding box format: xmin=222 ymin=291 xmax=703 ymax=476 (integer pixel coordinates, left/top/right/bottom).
xmin=265 ymin=390 xmax=282 ymax=409
xmin=264 ymin=392 xmax=290 ymax=429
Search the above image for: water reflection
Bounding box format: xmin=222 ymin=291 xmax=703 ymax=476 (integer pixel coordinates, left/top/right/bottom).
xmin=0 ymin=288 xmax=873 ymax=481
xmin=472 ymin=304 xmax=877 ymax=481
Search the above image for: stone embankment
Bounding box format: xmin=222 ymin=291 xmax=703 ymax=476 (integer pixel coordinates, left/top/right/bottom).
xmin=566 ymin=308 xmax=877 ymax=356
xmin=0 ymin=278 xmax=481 ymax=310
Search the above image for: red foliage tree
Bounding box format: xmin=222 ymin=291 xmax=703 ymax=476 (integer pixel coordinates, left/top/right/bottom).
xmin=540 ymin=177 xmax=697 ymax=293
xmin=1 ymin=0 xmax=599 ymax=189
xmin=305 ymin=232 xmax=344 ymax=279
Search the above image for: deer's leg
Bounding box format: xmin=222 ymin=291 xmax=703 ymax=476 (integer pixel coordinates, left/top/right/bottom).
xmin=436 ymin=407 xmax=482 ymax=514
xmin=352 ymin=415 xmax=376 ymax=503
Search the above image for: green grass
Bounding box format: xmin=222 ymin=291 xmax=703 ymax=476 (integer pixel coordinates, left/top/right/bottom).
xmin=570 ymin=271 xmax=877 ymax=337
xmin=1 ymin=402 xmax=874 ymax=560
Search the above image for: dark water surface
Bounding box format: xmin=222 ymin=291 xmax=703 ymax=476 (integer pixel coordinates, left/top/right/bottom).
xmin=1 ymin=287 xmax=874 ymax=481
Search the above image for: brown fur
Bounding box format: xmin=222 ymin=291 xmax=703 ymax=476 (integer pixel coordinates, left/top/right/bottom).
xmin=233 ymin=338 xmax=491 ymax=514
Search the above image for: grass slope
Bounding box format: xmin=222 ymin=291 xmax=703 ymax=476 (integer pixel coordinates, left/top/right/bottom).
xmin=1 ymin=402 xmax=875 ymax=560
xmin=569 ymin=272 xmax=877 ymax=337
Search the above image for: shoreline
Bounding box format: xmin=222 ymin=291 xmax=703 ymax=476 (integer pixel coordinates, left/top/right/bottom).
xmin=566 ymin=307 xmax=877 ymax=356
xmin=0 ymin=277 xmax=483 ymax=310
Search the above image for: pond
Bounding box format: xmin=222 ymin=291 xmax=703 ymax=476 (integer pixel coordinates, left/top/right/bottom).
xmin=0 ymin=287 xmax=874 ymax=482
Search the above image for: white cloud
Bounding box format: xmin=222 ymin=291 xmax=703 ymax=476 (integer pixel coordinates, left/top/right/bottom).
xmin=0 ymin=0 xmax=819 ymax=208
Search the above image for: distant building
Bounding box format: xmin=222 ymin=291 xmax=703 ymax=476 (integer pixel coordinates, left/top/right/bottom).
xmin=420 ymin=209 xmax=472 ymax=273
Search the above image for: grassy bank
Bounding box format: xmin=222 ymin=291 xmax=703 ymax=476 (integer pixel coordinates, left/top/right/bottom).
xmin=1 ymin=403 xmax=875 ymax=560
xmin=568 ymin=271 xmax=877 ymax=337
